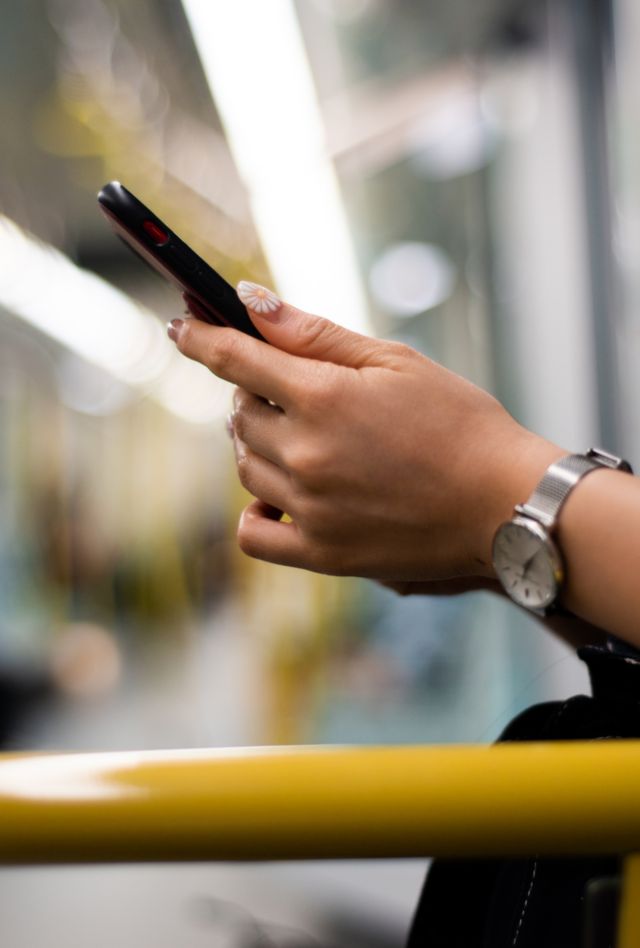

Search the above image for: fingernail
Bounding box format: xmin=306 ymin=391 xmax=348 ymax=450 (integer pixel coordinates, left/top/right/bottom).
xmin=167 ymin=318 xmax=184 ymax=342
xmin=236 ymin=281 xmax=282 ymax=319
xmin=225 ymin=412 xmax=235 ymax=438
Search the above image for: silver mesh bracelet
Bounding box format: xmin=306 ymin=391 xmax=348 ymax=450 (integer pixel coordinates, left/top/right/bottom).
xmin=516 ymin=448 xmax=633 ymax=531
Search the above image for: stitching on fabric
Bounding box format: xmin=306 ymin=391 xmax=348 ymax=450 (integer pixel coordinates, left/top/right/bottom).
xmin=512 ymin=860 xmax=537 ymax=946
xmin=511 ymin=700 xmax=564 ymax=944
xmin=509 ymin=693 xmax=617 ymax=946
xmin=547 ymin=697 xmax=572 ymax=733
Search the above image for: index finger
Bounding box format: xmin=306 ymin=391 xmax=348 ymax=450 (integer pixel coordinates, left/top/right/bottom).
xmin=172 ymin=317 xmax=298 ymax=409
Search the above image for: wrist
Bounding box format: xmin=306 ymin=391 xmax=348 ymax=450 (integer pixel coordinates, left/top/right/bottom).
xmin=489 ymin=445 xmax=634 ymax=622
xmin=474 ymin=430 xmax=565 ymax=579
xmin=556 ymin=466 xmax=633 ymax=624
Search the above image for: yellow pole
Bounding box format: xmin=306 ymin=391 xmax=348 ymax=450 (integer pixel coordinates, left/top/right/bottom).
xmin=0 ymin=742 xmax=639 ymax=864
xmin=617 ymin=853 xmax=640 ymax=948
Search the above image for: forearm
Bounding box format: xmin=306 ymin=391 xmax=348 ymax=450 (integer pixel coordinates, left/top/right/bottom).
xmin=554 ymin=468 xmax=640 ymax=646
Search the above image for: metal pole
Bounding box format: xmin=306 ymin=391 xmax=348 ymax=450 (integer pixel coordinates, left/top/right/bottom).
xmin=566 ymin=0 xmax=622 ymax=449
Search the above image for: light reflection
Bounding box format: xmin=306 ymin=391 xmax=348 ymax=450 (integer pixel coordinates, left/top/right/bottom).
xmin=56 ymin=353 xmax=135 ymax=416
xmin=0 ymin=753 xmax=144 ymax=802
xmin=0 ymin=746 xmax=329 ymax=803
xmin=0 ymin=215 xmax=165 ymax=382
xmin=153 ymin=351 xmax=231 ymax=427
xmin=0 ymin=215 xmax=228 ymax=425
xmin=369 ymin=241 xmax=456 ymax=318
xmin=407 ymin=92 xmax=496 ymax=180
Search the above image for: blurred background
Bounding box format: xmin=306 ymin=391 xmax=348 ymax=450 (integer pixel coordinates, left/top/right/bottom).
xmin=0 ymin=0 xmax=638 ymax=944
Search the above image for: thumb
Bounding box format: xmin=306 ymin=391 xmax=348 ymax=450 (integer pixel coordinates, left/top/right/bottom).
xmin=236 ymin=280 xmax=377 ymax=367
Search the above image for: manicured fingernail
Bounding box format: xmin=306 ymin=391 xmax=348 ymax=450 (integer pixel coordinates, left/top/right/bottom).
xmin=167 ymin=318 xmax=184 ymax=342
xmin=236 ymin=281 xmax=282 ymax=319
xmin=225 ymin=412 xmax=235 ymax=438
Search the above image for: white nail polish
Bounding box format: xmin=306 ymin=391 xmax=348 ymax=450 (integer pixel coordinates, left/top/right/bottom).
xmin=236 ymin=281 xmax=281 ymax=315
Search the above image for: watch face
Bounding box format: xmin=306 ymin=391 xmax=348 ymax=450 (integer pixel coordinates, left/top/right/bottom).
xmin=492 ymin=519 xmax=563 ymax=610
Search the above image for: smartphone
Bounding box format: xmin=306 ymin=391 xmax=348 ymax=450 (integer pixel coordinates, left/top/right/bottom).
xmin=97 ymin=181 xmax=265 ymax=340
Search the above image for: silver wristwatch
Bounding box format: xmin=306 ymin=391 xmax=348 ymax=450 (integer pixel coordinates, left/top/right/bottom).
xmin=492 ymin=448 xmax=633 ymax=615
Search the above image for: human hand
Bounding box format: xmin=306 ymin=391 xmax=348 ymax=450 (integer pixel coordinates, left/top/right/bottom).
xmin=171 ymin=283 xmax=562 ymax=583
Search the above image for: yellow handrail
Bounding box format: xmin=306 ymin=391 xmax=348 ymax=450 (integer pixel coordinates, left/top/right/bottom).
xmin=0 ymin=741 xmax=638 ymax=864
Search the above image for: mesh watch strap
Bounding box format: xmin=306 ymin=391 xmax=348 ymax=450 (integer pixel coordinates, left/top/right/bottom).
xmin=516 ymin=448 xmax=632 ymax=531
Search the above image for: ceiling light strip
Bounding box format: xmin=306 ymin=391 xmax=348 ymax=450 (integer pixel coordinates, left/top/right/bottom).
xmin=181 ymin=0 xmax=371 ymax=335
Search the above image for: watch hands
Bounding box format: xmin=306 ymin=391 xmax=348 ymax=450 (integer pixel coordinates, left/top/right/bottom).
xmin=522 ymin=551 xmax=538 ymax=577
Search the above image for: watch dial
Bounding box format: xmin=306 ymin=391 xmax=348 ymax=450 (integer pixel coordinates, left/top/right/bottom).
xmin=492 ymin=522 xmax=560 ymax=610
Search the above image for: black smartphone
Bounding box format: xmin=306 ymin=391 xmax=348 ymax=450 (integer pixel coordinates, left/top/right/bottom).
xmin=97 ymin=181 xmax=265 ymax=341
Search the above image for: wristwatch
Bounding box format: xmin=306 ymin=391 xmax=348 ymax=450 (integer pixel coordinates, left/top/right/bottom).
xmin=492 ymin=448 xmax=633 ymax=614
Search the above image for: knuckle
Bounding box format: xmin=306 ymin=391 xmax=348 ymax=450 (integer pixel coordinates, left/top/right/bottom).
xmin=383 ymin=339 xmax=420 ymax=366
xmin=205 ymin=332 xmax=239 ymax=377
xmin=295 ymin=314 xmax=337 ymax=351
xmin=235 ymin=452 xmax=253 ymax=491
xmin=232 ymin=390 xmax=262 ymax=440
xmin=232 ymin=386 xmax=249 ymax=411
xmin=231 ymin=409 xmax=247 ymax=442
xmin=285 ymin=444 xmax=322 ymax=484
xmin=233 ymin=396 xmax=272 ymax=442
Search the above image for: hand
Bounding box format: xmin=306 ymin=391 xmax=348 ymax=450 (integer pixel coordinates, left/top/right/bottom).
xmin=172 ymin=283 xmax=562 ymax=583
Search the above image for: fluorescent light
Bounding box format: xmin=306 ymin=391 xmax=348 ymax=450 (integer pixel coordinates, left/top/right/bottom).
xmin=0 ymin=215 xmax=229 ymax=425
xmin=181 ymin=0 xmax=371 ymax=335
xmin=0 ymin=216 xmax=167 ymax=383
